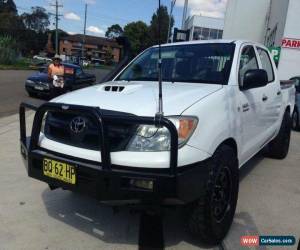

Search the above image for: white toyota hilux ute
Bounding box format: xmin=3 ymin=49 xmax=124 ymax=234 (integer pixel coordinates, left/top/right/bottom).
xmin=20 ymin=40 xmax=295 ymax=245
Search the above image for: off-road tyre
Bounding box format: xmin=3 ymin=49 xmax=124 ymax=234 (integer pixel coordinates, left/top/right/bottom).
xmin=186 ymin=145 xmax=239 ymax=245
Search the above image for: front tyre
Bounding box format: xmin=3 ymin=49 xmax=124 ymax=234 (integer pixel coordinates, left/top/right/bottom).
xmin=186 ymin=145 xmax=239 ymax=245
xmin=267 ymin=110 xmax=292 ymax=159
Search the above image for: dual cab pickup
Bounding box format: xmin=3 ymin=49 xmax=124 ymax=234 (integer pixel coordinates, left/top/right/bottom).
xmin=20 ymin=40 xmax=295 ymax=245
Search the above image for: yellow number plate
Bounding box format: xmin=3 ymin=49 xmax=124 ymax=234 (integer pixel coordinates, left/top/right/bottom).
xmin=43 ymin=158 xmax=76 ymax=185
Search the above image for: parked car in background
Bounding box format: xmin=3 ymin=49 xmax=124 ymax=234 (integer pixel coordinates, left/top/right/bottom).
xmin=33 ymin=55 xmax=52 ymax=63
xmin=290 ymin=76 xmax=300 ymax=131
xmin=91 ymin=58 xmax=105 ymax=66
xmin=25 ymin=63 xmax=96 ymax=98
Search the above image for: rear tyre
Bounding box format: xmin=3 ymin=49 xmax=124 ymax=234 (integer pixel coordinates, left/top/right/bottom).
xmin=292 ymin=109 xmax=300 ymax=131
xmin=267 ymin=110 xmax=292 ymax=159
xmin=186 ymin=145 xmax=239 ymax=245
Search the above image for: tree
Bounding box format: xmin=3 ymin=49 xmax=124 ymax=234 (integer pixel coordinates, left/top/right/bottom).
xmin=105 ymin=24 xmax=123 ymax=39
xmin=123 ymin=21 xmax=150 ymax=56
xmin=0 ymin=0 xmax=24 ymax=32
xmin=0 ymin=0 xmax=17 ymax=15
xmin=0 ymin=12 xmax=24 ymax=31
xmin=149 ymin=5 xmax=174 ymax=44
xmin=0 ymin=35 xmax=18 ymax=64
xmin=0 ymin=0 xmax=49 ymax=57
xmin=21 ymin=7 xmax=50 ymax=33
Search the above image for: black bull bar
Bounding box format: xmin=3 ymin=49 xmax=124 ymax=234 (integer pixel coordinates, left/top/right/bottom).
xmin=19 ymin=101 xmax=179 ymax=176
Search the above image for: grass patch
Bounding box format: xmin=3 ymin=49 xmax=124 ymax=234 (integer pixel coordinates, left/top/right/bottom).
xmin=0 ymin=58 xmax=45 ymax=70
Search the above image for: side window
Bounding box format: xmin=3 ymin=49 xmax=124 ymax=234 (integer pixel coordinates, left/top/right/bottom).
xmin=257 ymin=48 xmax=275 ymax=82
xmin=239 ymin=45 xmax=259 ymax=86
xmin=76 ymin=68 xmax=83 ymax=76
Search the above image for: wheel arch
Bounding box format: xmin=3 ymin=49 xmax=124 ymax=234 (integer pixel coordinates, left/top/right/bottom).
xmin=221 ymin=138 xmax=238 ymax=155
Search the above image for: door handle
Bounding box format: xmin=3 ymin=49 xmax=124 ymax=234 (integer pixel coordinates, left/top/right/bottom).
xmin=277 ymin=90 xmax=281 ymax=96
xmin=242 ymin=103 xmax=250 ymax=112
xmin=262 ymin=95 xmax=268 ymax=102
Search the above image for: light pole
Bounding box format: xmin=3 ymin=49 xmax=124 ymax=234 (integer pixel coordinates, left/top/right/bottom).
xmin=181 ymin=0 xmax=188 ymax=29
xmin=50 ymin=0 xmax=63 ymax=55
xmin=167 ymin=0 xmax=176 ymax=43
xmin=81 ymin=3 xmax=87 ymax=60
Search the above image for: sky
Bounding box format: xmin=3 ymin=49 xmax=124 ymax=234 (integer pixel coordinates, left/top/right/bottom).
xmin=14 ymin=0 xmax=227 ymax=37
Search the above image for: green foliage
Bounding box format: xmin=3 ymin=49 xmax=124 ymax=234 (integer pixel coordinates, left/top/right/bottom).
xmin=0 ymin=12 xmax=24 ymax=31
xmin=0 ymin=1 xmax=49 ymax=58
xmin=117 ymin=5 xmax=173 ymax=56
xmin=149 ymin=5 xmax=174 ymax=44
xmin=21 ymin=7 xmax=50 ymax=33
xmin=124 ymin=21 xmax=151 ymax=56
xmin=105 ymin=24 xmax=123 ymax=39
xmin=0 ymin=0 xmax=17 ymax=15
xmin=0 ymin=35 xmax=18 ymax=64
xmin=0 ymin=0 xmax=22 ymax=31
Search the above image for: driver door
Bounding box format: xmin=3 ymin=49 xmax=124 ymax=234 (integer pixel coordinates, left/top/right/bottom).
xmin=238 ymin=45 xmax=266 ymax=164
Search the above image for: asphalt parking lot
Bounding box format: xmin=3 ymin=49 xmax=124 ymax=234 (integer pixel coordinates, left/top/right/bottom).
xmin=0 ymin=70 xmax=300 ymax=249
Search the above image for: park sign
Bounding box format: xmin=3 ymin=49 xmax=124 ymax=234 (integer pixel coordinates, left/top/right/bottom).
xmin=268 ymin=47 xmax=281 ymax=64
xmin=281 ymin=38 xmax=300 ymax=49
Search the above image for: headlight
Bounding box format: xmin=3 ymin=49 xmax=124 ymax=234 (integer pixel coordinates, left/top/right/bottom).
xmin=26 ymin=80 xmax=35 ymax=85
xmin=40 ymin=112 xmax=48 ymax=134
xmin=126 ymin=116 xmax=198 ymax=152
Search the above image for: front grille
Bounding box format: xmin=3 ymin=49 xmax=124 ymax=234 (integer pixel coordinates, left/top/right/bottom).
xmin=35 ymin=81 xmax=50 ymax=89
xmin=44 ymin=111 xmax=137 ymax=151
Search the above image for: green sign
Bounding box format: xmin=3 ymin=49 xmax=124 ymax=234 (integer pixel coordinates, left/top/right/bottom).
xmin=268 ymin=47 xmax=281 ymax=64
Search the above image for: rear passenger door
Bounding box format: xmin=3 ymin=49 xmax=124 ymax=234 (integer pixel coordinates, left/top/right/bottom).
xmin=256 ymin=47 xmax=282 ymax=138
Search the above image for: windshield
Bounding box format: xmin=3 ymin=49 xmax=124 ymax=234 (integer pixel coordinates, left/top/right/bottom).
xmin=117 ymin=43 xmax=235 ymax=84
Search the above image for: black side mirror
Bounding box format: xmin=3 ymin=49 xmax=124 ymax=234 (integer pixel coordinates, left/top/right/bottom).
xmin=242 ymin=69 xmax=268 ymax=90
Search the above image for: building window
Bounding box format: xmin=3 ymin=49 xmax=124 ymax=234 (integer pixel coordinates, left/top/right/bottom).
xmin=218 ymin=30 xmax=223 ymax=39
xmin=209 ymin=29 xmax=218 ymax=39
xmin=202 ymin=28 xmax=209 ymax=39
xmin=193 ymin=27 xmax=223 ymax=40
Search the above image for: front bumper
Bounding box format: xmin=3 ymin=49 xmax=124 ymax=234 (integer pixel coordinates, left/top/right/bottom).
xmin=20 ymin=101 xmax=210 ymax=205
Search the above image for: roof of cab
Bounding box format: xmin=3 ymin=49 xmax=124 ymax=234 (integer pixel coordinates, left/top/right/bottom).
xmin=151 ymin=39 xmax=266 ymax=48
xmin=162 ymin=39 xmax=235 ymax=46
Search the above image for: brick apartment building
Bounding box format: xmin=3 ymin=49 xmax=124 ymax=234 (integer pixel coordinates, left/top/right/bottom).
xmin=59 ymin=34 xmax=122 ymax=63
